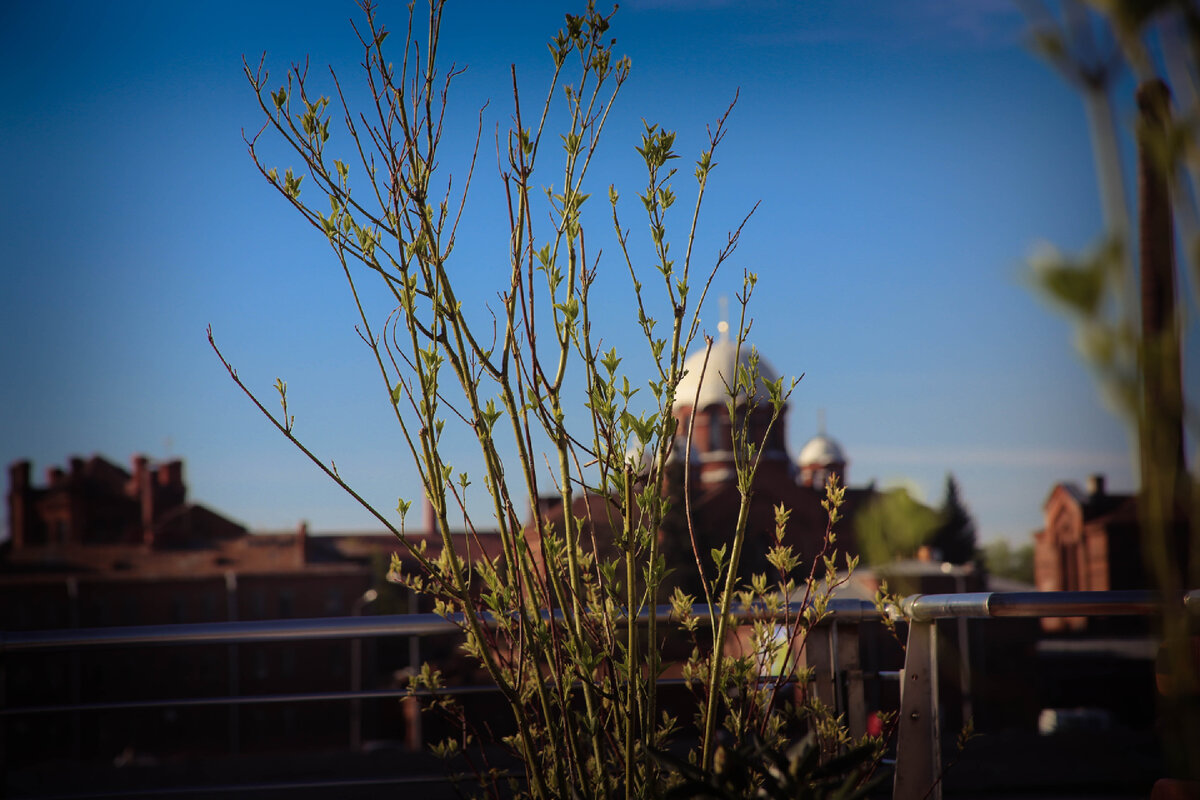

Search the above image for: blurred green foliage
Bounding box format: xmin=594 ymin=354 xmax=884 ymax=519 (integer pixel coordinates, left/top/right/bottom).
xmin=853 ymin=486 xmax=939 ymax=566
xmin=981 ymin=540 xmax=1035 ymax=585
xmin=931 ymin=474 xmax=978 ymax=566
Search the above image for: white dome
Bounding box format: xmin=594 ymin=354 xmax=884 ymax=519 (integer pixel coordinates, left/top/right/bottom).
xmin=624 ymin=444 xmax=653 ymax=474
xmin=798 ymin=433 xmax=845 ymax=467
xmin=672 ymin=338 xmax=780 ymax=411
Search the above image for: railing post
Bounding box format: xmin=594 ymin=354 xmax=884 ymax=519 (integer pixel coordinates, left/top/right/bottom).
xmin=224 ymin=571 xmax=240 ymax=755
xmin=1 ymin=644 xmax=7 ymax=789
xmin=894 ymin=619 xmax=940 ymax=800
xmin=833 ymin=621 xmax=867 ymax=740
xmin=67 ymin=576 xmax=81 ymax=761
xmin=350 ymin=588 xmax=379 ymax=750
xmin=802 ymin=624 xmax=836 ymax=712
xmin=403 ymin=694 xmax=422 ymax=752
xmin=407 ymin=585 xmax=422 ymax=752
xmin=350 ymin=636 xmax=363 ymax=750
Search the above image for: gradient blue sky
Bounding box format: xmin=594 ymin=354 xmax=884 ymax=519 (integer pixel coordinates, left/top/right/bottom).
xmin=2 ymin=0 xmax=1175 ymax=545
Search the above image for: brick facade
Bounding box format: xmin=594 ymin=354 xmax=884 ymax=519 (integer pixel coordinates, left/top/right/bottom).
xmin=1034 ymin=476 xmax=1144 ymax=632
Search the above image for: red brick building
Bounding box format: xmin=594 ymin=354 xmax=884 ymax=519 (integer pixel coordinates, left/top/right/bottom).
xmin=7 ymin=454 xmax=244 ymax=551
xmin=2 ymin=453 xmax=499 ymax=765
xmin=1033 ymin=474 xmax=1143 ymax=632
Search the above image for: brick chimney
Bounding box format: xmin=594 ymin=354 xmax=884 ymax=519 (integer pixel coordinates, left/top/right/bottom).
xmin=133 ymin=455 xmax=156 ymax=546
xmin=423 ymin=495 xmax=438 ymax=537
xmin=1087 ymin=473 xmax=1106 ymax=499
xmin=156 ymin=459 xmax=186 ymax=511
xmin=296 ymin=520 xmax=308 ymax=565
xmin=7 ymin=460 xmax=32 ymax=549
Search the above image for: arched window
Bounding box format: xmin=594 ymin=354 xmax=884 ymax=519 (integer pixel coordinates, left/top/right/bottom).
xmin=708 ymin=408 xmax=723 ymax=451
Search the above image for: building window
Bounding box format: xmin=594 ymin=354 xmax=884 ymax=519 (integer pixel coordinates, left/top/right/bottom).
xmin=93 ymin=598 xmax=110 ymax=627
xmin=282 ymin=647 xmax=296 ymax=678
xmin=250 ymin=589 xmax=266 ymax=619
xmin=811 ymin=469 xmax=827 ymax=491
xmin=201 ymin=594 xmax=218 ymax=622
xmin=1060 ymin=541 xmax=1080 ymax=591
xmin=255 ymin=648 xmax=269 ymax=680
xmin=278 ymin=590 xmax=294 ymax=618
xmin=121 ymin=596 xmax=139 ymax=625
xmin=325 ymin=588 xmax=344 ymax=616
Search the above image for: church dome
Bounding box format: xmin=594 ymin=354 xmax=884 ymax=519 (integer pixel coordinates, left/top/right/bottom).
xmin=798 ymin=433 xmax=845 ymax=467
xmin=672 ymin=335 xmax=780 ymax=412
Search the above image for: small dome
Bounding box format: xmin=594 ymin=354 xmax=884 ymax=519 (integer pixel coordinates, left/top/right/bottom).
xmin=672 ymin=337 xmax=780 ymax=411
xmin=624 ymin=444 xmax=653 ymax=474
xmin=798 ymin=433 xmax=845 ymax=467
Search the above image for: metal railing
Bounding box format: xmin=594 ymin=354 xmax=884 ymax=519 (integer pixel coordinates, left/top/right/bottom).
xmin=0 ymin=600 xmax=879 ymax=727
xmin=3 ymin=591 xmax=1196 ymax=799
xmin=1 ymin=601 xmax=885 ymax=653
xmin=1 ymin=600 xmax=880 ymax=798
xmin=893 ymin=589 xmax=1200 ymax=800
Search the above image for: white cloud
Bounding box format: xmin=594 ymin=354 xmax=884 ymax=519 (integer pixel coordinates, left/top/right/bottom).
xmin=853 ymin=444 xmax=1130 ymax=470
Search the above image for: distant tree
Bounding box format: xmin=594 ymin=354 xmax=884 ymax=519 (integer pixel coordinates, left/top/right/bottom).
xmin=981 ymin=539 xmax=1034 ymax=585
xmin=931 ymin=474 xmax=978 ymax=565
xmin=853 ymin=486 xmax=939 ymax=566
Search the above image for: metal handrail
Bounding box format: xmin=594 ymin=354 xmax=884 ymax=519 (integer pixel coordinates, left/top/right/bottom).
xmin=5 ymin=590 xmax=1195 ymax=799
xmin=0 ymin=599 xmax=880 ymax=653
xmin=901 ymin=589 xmax=1162 ymax=620
xmin=1 ymin=676 xmax=782 ymax=718
xmin=0 ymin=612 xmax=460 ymax=653
xmin=1 ymin=685 xmax=495 ymax=717
xmin=891 ymin=588 xmax=1199 ymax=800
xmin=899 ymin=588 xmax=1200 ymax=620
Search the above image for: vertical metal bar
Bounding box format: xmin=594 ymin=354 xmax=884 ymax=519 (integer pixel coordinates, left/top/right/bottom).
xmin=407 ymin=586 xmax=422 ymax=751
xmin=803 ymin=624 xmax=836 ymax=712
xmin=955 ymin=575 xmax=973 ymax=727
xmin=224 ymin=571 xmax=239 ymax=755
xmin=1 ymin=642 xmax=8 ymax=789
xmin=834 ymin=621 xmax=866 ymax=740
xmin=67 ymin=576 xmax=80 ymax=760
xmin=350 ymin=636 xmax=362 ymax=750
xmin=957 ymin=616 xmax=972 ymax=727
xmin=894 ymin=620 xmax=940 ymax=800
xmin=404 ymin=694 xmax=422 ymax=753
xmin=350 ymin=588 xmax=378 ymax=751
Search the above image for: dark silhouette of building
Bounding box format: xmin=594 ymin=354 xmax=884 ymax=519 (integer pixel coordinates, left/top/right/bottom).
xmin=7 ymin=454 xmax=244 ymax=551
xmin=1 ymin=453 xmax=502 ymax=767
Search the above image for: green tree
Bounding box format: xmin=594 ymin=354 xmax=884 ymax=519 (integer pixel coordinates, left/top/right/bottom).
xmin=853 ymin=486 xmax=939 ymax=567
xmin=930 ymin=474 xmax=977 ymax=565
xmin=981 ymin=540 xmax=1034 ymax=585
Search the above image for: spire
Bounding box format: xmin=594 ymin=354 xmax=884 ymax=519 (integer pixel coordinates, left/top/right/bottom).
xmin=717 ymin=295 xmax=730 ymax=343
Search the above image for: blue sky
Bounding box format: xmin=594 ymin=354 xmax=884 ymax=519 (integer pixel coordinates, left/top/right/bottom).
xmin=1 ymin=0 xmax=1172 ymax=545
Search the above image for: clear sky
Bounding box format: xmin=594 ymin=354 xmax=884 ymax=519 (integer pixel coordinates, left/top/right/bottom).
xmin=2 ymin=0 xmax=1177 ymax=546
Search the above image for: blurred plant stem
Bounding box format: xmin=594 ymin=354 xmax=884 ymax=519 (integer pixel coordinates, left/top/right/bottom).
xmin=1024 ymin=0 xmax=1200 ymax=781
